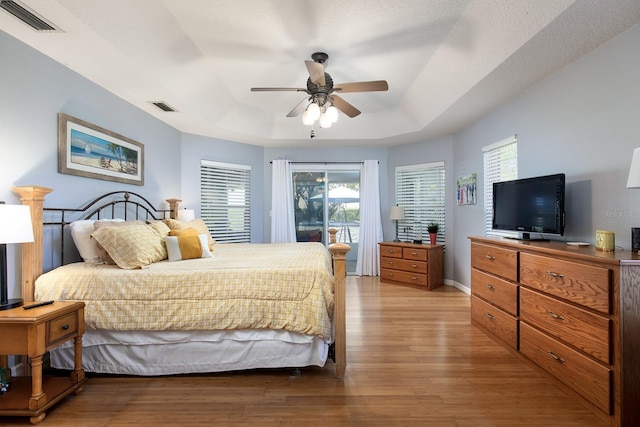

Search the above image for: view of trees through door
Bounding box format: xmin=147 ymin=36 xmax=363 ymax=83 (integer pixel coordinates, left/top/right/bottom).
xmin=292 ymin=167 xmax=360 ymax=273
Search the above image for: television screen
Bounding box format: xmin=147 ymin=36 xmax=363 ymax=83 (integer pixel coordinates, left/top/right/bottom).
xmin=492 ymin=173 xmax=565 ymax=238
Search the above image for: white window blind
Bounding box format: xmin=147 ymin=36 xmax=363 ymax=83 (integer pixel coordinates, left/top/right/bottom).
xmin=395 ymin=161 xmax=445 ymax=243
xmin=200 ymin=160 xmax=251 ymax=243
xmin=483 ymin=135 xmax=518 ymax=235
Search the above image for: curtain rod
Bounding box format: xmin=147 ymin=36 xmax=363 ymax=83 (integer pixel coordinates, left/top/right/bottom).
xmin=269 ymin=161 xmax=378 ymax=164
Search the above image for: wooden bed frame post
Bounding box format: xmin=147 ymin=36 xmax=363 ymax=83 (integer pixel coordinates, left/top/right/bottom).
xmin=11 ymin=186 xmax=52 ymax=302
xmin=165 ymin=198 xmax=182 ymax=219
xmin=328 ymin=228 xmax=350 ymax=378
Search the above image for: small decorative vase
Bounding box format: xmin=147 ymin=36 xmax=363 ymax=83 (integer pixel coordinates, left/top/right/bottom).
xmin=429 ymin=233 xmax=437 ymax=245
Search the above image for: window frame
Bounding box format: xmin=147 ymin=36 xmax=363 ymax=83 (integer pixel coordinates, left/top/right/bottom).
xmin=200 ymin=159 xmax=251 ymax=243
xmin=395 ymin=161 xmax=446 ymax=243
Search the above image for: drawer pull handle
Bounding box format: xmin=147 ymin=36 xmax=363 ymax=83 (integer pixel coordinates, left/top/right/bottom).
xmin=388 ymin=261 xmax=395 ymax=265
xmin=411 ymin=252 xmax=418 ymax=256
xmin=389 ymin=250 xmax=396 ymax=254
xmin=411 ymin=276 xmax=418 ymax=281
xmin=485 ymin=313 xmax=495 ymax=321
xmin=485 ymin=255 xmax=495 ymax=260
xmin=547 ymin=271 xmax=564 ymax=278
xmin=547 ymin=311 xmax=565 ymax=320
xmin=61 ymin=324 xmax=70 ymax=330
xmin=485 ymin=284 xmax=495 ymax=290
xmin=548 ymin=351 xmax=565 ymax=363
xmin=411 ymin=264 xmax=418 ymax=269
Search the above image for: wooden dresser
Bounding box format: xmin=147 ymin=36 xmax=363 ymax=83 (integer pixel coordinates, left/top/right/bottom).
xmin=379 ymin=242 xmax=444 ymax=290
xmin=469 ymin=236 xmax=640 ymax=427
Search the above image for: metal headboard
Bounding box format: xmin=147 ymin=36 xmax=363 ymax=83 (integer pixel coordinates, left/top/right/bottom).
xmin=43 ymin=191 xmax=171 ymax=267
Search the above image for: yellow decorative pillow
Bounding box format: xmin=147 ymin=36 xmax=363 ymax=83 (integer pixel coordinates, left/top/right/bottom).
xmin=163 ymin=218 xmax=215 ymax=250
xmin=164 ymin=234 xmax=212 ymax=262
xmin=168 ymin=228 xmax=199 ymax=237
xmin=91 ymin=222 xmax=170 ymax=269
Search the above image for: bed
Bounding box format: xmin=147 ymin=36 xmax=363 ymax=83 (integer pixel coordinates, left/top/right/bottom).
xmin=12 ymin=185 xmax=349 ymax=377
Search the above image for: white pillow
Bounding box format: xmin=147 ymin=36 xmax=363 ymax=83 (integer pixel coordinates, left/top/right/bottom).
xmin=69 ymin=218 xmax=124 ymax=263
xmin=164 ymin=233 xmax=212 ymax=262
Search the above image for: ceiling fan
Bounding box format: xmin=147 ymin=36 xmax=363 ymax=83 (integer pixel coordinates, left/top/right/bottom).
xmin=251 ymin=52 xmax=388 ymax=126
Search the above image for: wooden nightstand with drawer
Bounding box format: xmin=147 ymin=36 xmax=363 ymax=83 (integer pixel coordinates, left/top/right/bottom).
xmin=0 ymin=301 xmax=87 ymax=425
xmin=379 ymin=242 xmax=444 ymax=290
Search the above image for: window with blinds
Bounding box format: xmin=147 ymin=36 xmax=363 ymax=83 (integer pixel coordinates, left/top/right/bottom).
xmin=200 ymin=160 xmax=251 ymax=243
xmin=483 ymin=135 xmax=518 ymax=235
xmin=395 ymin=161 xmax=445 ymax=243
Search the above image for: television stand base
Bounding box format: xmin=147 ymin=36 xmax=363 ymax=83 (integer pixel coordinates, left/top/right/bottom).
xmin=504 ymin=232 xmax=548 ymax=242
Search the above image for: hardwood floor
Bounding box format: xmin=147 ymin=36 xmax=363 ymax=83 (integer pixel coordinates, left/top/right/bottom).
xmin=3 ymin=277 xmax=605 ymax=426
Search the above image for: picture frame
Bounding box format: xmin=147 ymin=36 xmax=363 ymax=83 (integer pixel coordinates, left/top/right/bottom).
xmin=58 ymin=113 xmax=144 ymax=186
xmin=457 ymin=173 xmax=477 ymax=205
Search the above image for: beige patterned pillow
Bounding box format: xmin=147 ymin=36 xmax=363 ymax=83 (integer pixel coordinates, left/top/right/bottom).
xmin=162 ymin=218 xmax=215 ymax=250
xmin=93 ymin=220 xmax=144 ymax=264
xmin=91 ymin=222 xmax=170 ymax=269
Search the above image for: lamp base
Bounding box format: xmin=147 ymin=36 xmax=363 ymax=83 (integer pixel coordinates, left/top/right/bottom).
xmin=0 ymin=298 xmax=23 ymax=311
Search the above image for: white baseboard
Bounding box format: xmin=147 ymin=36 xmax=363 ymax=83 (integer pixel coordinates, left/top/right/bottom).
xmin=448 ymin=279 xmax=470 ymax=295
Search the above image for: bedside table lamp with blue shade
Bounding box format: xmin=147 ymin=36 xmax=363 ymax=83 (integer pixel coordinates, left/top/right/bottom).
xmin=0 ymin=202 xmax=34 ymax=311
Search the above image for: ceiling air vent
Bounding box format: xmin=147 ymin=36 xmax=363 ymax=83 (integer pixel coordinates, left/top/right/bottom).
xmin=0 ymin=0 xmax=60 ymax=32
xmin=150 ymin=101 xmax=177 ymax=112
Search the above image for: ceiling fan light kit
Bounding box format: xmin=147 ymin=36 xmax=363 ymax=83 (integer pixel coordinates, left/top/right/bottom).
xmin=251 ymin=52 xmax=388 ymax=133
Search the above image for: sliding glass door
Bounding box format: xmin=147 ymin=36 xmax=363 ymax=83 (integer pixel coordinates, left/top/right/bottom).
xmin=292 ymin=165 xmax=360 ymax=273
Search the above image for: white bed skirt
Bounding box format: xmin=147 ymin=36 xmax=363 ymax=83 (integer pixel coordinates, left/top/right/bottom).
xmin=50 ymin=329 xmax=330 ymax=376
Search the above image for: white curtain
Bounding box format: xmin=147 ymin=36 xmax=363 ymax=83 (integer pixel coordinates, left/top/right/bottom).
xmin=270 ymin=160 xmax=296 ymax=243
xmin=355 ymin=160 xmax=383 ymax=276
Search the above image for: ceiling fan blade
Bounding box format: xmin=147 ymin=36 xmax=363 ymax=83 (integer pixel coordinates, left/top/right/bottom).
xmin=251 ymin=87 xmax=306 ymax=92
xmin=334 ymin=80 xmax=388 ymax=93
xmin=286 ymin=97 xmax=311 ymax=117
xmin=305 ymin=60 xmax=326 ymax=86
xmin=331 ymin=95 xmax=361 ymax=118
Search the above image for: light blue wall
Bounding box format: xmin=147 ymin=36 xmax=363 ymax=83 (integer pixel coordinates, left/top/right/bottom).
xmin=1 ymin=30 xmax=181 ymax=300
xmin=388 ymin=135 xmax=456 ymax=282
xmin=2 ymin=21 xmax=639 ymax=300
xmin=180 ymin=133 xmax=265 ymax=242
xmin=452 ymin=22 xmax=640 ymax=290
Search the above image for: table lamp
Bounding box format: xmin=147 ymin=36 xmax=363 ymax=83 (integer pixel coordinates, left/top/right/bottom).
xmin=177 ymin=208 xmax=195 ymax=222
xmin=0 ymin=202 xmax=34 ymax=310
xmin=390 ymin=206 xmax=405 ymax=242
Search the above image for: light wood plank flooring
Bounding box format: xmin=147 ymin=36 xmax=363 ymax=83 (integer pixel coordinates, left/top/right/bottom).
xmin=3 ymin=277 xmax=604 ymax=426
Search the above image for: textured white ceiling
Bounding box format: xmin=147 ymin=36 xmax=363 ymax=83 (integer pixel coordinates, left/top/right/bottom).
xmin=2 ymin=0 xmax=639 ymax=147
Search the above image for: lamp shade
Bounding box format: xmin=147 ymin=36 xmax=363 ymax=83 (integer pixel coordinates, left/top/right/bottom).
xmin=627 ymin=147 xmax=640 ymax=188
xmin=0 ymin=204 xmax=34 ymax=244
xmin=390 ymin=206 xmax=405 ymax=221
xmin=177 ymin=209 xmax=195 ymax=222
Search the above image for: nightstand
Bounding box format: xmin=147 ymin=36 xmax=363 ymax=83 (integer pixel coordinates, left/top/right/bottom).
xmin=0 ymin=301 xmax=87 ymax=424
xmin=379 ymin=242 xmax=444 ymax=290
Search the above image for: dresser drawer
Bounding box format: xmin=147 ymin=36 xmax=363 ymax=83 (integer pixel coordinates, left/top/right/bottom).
xmin=471 ymin=268 xmax=518 ymax=316
xmin=520 ymin=323 xmax=611 ymax=414
xmin=402 ymin=247 xmax=427 ymax=262
xmin=520 ymin=287 xmax=610 ymax=364
xmin=380 ymin=268 xmax=428 ymax=287
xmin=471 ymin=243 xmax=518 ymax=282
xmin=380 ymin=244 xmax=403 ymax=258
xmin=520 ymin=253 xmax=611 ymax=313
xmin=471 ymin=296 xmax=518 ymax=350
xmin=381 ymin=257 xmax=427 ymax=274
xmin=46 ymin=311 xmax=78 ymax=346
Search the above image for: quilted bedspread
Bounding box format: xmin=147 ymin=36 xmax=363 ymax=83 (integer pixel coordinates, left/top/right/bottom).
xmin=35 ymin=242 xmax=335 ymax=339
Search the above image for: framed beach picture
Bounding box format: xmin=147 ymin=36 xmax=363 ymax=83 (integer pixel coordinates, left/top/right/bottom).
xmin=58 ymin=113 xmax=144 ymax=186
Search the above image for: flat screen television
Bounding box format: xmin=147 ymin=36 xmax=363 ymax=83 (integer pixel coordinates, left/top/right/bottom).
xmin=492 ymin=173 xmax=565 ymax=240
